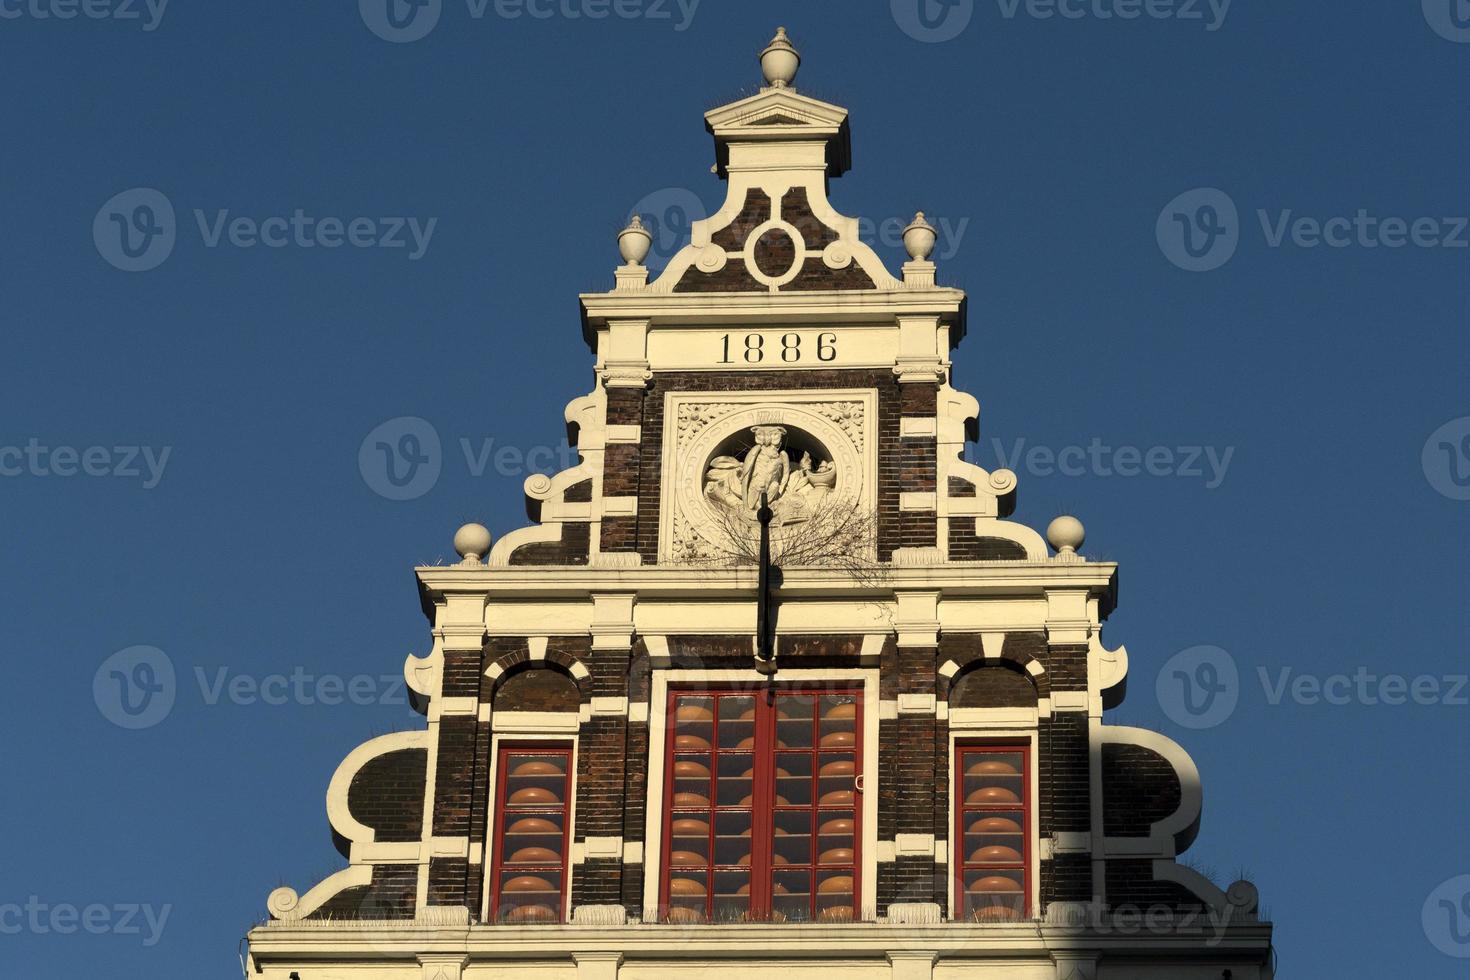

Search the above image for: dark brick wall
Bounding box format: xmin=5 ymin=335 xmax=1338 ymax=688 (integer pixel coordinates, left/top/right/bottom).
xmin=1102 ymin=743 xmax=1182 ymax=836
xmin=307 ymin=864 xmax=417 ymax=920
xmin=442 ymin=648 xmax=484 ymax=700
xmin=427 ymin=857 xmax=469 ymax=906
xmin=949 ymin=524 xmax=1028 ymax=561
xmin=347 ymin=748 xmax=427 ymax=844
xmin=507 ymin=521 xmax=589 ymax=566
xmin=1105 ymin=860 xmax=1206 ymax=911
xmin=949 ymin=664 xmax=1038 ymax=709
xmin=1039 ymin=713 xmax=1091 ymax=839
xmin=492 ymin=668 xmax=581 ymax=713
xmin=431 ymin=714 xmax=478 ymax=839
xmin=1043 ymin=855 xmax=1093 ymax=906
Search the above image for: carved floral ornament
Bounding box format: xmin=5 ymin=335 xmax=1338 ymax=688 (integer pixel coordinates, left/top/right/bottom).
xmin=664 ymin=396 xmax=873 ymax=564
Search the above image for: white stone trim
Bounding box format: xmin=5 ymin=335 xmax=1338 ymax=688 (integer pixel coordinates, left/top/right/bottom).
xmin=894 ymin=833 xmax=935 ymax=856
xmin=1099 ymin=726 xmax=1203 ymax=858
xmin=899 ymin=417 xmax=938 ymax=438
xmin=583 ymin=836 xmax=623 ymax=860
xmin=432 ymin=696 xmax=478 ymax=719
xmin=602 ymin=496 xmax=638 ymax=517
xmin=628 ymin=701 xmax=649 ymax=724
xmin=528 ymin=636 xmax=549 ymax=660
xmin=1051 ymin=691 xmax=1089 ymax=712
xmin=900 ymin=491 xmax=937 ymax=512
xmin=324 ymin=730 xmax=431 ymax=865
xmin=491 ymin=710 xmax=581 ymax=734
xmin=949 ymin=706 xmax=1039 ymax=730
xmin=897 ymin=693 xmax=937 ymax=715
xmin=266 ymin=865 xmax=373 ymax=922
xmin=605 ymin=424 xmax=641 ymax=444
xmin=589 ymin=696 xmax=629 ymax=716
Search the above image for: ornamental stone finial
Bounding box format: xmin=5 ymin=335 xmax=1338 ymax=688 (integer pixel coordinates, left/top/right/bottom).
xmin=1046 ymin=515 xmax=1086 ymax=558
xmin=760 ymin=27 xmax=800 ymax=89
xmin=903 ymin=212 xmax=938 ymax=261
xmin=453 ymin=523 xmax=492 ymax=565
xmin=617 ymin=214 xmax=652 ymax=267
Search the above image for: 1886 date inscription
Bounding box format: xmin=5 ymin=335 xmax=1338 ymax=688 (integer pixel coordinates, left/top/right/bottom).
xmin=718 ymin=332 xmax=838 ymax=364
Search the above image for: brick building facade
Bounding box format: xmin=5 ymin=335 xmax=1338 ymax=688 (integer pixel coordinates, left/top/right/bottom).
xmin=246 ymin=28 xmax=1274 ymax=980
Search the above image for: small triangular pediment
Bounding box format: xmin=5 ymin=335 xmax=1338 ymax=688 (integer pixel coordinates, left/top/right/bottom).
xmin=705 ymin=88 xmax=848 ymax=139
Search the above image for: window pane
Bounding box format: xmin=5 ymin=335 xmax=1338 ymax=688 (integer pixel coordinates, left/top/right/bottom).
xmin=956 ymin=746 xmax=1029 ymax=922
xmin=492 ymin=746 xmax=571 ymax=924
xmin=664 ymin=687 xmax=862 ymax=924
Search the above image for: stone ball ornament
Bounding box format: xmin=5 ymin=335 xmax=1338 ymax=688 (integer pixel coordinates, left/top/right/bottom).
xmin=760 ymin=27 xmax=800 ymax=89
xmin=1045 ymin=515 xmax=1086 ymax=556
xmin=453 ymin=522 xmax=493 ymax=564
xmin=902 ymin=212 xmax=938 ymax=262
xmin=618 ymin=214 xmax=653 ymax=267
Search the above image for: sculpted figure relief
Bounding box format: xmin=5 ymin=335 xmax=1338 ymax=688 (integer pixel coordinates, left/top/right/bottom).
xmin=704 ymin=425 xmax=836 ymax=524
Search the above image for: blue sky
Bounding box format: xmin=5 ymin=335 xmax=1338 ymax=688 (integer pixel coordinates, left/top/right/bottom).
xmin=2 ymin=0 xmax=1469 ymax=975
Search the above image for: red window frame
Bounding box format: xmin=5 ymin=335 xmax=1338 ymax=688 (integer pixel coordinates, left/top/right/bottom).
xmin=487 ymin=742 xmax=573 ymax=924
xmin=659 ymin=687 xmax=864 ymax=924
xmin=954 ymin=743 xmax=1031 ymax=922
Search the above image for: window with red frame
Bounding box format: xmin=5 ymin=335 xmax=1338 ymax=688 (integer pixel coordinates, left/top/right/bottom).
xmin=661 ymin=688 xmax=863 ymax=924
xmin=954 ymin=744 xmax=1030 ymax=922
xmin=488 ymin=744 xmax=572 ymax=924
